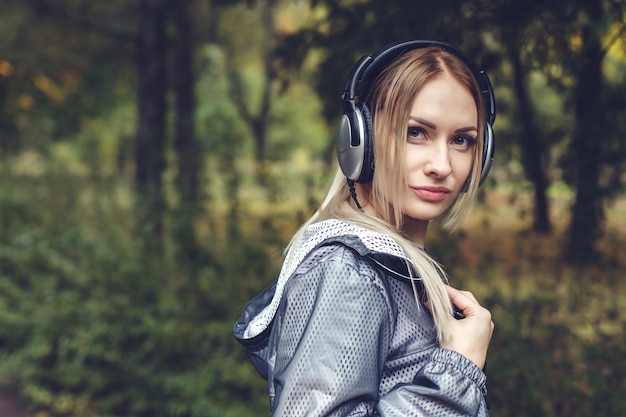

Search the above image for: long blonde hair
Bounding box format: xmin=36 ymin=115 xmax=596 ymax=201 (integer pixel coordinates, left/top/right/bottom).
xmin=286 ymin=46 xmax=486 ymax=342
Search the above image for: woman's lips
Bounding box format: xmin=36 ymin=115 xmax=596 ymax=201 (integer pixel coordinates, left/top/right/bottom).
xmin=411 ymin=186 xmax=450 ymax=202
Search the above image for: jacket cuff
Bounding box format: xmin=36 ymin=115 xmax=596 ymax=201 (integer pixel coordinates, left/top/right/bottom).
xmin=430 ymin=348 xmax=487 ymax=391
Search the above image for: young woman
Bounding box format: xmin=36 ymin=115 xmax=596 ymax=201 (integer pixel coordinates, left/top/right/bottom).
xmin=235 ymin=39 xmax=496 ymax=416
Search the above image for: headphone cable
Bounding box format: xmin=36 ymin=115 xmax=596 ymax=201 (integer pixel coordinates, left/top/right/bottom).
xmin=347 ymin=178 xmax=363 ymax=210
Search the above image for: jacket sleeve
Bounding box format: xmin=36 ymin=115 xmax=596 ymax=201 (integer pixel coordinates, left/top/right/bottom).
xmin=377 ymin=349 xmax=489 ymax=416
xmin=268 ymin=245 xmax=488 ymax=417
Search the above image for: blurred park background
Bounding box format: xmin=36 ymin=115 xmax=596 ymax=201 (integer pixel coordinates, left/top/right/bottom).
xmin=0 ymin=0 xmax=625 ymax=416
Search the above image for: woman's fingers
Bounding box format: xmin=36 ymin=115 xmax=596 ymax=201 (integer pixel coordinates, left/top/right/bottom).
xmin=446 ymin=285 xmax=478 ymax=315
xmin=446 ymin=285 xmax=492 ymax=322
xmin=441 ymin=285 xmax=494 ymax=369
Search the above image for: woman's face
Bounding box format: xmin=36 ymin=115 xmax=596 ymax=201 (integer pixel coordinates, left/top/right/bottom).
xmin=397 ymin=73 xmax=477 ymax=223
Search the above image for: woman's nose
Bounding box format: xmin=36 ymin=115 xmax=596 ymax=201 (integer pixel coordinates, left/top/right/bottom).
xmin=424 ymin=142 xmax=452 ymax=178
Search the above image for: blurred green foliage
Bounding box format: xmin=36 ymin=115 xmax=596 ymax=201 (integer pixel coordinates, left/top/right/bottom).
xmin=0 ymin=167 xmax=270 ymax=416
xmin=0 ymin=162 xmax=624 ymax=416
xmin=441 ymin=228 xmax=626 ymax=417
xmin=0 ymin=0 xmax=625 ymax=416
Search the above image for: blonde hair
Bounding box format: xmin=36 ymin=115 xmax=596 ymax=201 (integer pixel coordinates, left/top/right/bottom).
xmin=286 ymin=46 xmax=486 ymax=342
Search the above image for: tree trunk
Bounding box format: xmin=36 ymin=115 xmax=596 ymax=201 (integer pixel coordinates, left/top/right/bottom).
xmin=566 ymin=12 xmax=604 ymax=264
xmin=173 ymin=1 xmax=199 ymax=206
xmin=509 ymin=42 xmax=551 ymax=233
xmin=227 ymin=0 xmax=279 ymax=186
xmin=134 ymin=0 xmax=168 ymax=243
xmin=172 ymin=0 xmax=203 ymax=263
xmin=253 ymin=0 xmax=277 ymax=184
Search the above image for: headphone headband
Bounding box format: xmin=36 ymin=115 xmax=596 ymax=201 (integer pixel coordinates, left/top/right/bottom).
xmin=342 ymin=40 xmax=495 ymax=124
xmin=336 ymin=39 xmax=496 ymax=184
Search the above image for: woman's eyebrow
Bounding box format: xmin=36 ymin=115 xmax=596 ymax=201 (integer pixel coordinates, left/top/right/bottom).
xmin=409 ymin=116 xmax=436 ymax=129
xmin=409 ymin=116 xmax=477 ymax=134
xmin=455 ymin=126 xmax=478 ymax=134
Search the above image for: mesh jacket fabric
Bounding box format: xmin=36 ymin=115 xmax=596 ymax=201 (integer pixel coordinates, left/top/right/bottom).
xmin=234 ymin=219 xmax=489 ymax=416
xmin=242 ymin=219 xmax=410 ymax=340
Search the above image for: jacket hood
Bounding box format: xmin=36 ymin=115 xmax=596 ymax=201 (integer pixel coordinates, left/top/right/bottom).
xmin=233 ymin=219 xmax=418 ymax=368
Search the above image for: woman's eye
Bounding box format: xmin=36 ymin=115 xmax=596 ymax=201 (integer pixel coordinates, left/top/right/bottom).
xmin=452 ymin=136 xmax=476 ymax=150
xmin=407 ymin=127 xmax=425 ymax=141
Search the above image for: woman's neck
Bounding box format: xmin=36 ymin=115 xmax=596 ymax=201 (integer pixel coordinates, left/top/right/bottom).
xmin=358 ymin=198 xmax=429 ymax=248
xmin=401 ymin=217 xmax=429 ymax=248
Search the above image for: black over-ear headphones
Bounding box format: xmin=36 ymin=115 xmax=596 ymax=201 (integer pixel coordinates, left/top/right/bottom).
xmin=336 ymin=40 xmax=496 ymax=185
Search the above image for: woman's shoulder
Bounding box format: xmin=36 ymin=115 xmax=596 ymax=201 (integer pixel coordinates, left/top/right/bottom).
xmin=293 ymin=240 xmax=383 ymax=283
xmin=285 ymin=241 xmax=398 ymax=330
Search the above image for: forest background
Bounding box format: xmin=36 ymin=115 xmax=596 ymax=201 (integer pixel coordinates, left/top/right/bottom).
xmin=0 ymin=0 xmax=625 ymax=416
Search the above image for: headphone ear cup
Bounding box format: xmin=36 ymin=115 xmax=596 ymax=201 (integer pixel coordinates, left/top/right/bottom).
xmin=336 ymin=102 xmax=365 ymax=182
xmin=479 ymin=122 xmax=495 ymax=185
xmin=355 ymin=102 xmax=375 ymax=183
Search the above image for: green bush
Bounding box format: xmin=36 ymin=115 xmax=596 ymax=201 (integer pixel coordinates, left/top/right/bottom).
xmin=0 ymin=172 xmax=269 ymax=416
xmin=0 ymin=169 xmax=624 ymax=417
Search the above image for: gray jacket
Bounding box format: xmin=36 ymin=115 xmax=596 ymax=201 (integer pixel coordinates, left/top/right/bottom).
xmin=234 ymin=219 xmax=490 ymax=416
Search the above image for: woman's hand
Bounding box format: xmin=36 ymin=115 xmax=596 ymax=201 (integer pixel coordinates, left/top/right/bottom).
xmin=440 ymin=285 xmax=494 ymax=369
